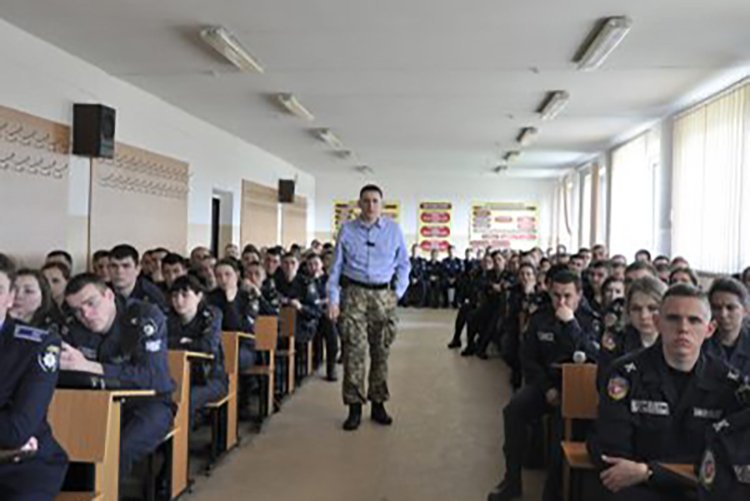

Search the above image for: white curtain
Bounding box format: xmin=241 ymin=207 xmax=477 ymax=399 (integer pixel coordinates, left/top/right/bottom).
xmin=610 ymin=130 xmax=660 ymax=261
xmin=581 ymin=171 xmax=593 ymax=248
xmin=672 ymin=82 xmax=750 ymax=273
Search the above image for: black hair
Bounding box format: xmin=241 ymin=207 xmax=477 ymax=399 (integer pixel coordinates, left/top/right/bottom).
xmin=590 ymin=259 xmax=611 ymax=271
xmin=663 ymin=283 xmax=709 ymax=317
xmin=359 ymin=184 xmax=383 ymax=199
xmin=625 ymin=261 xmax=657 ymax=277
xmin=65 ymin=272 xmax=108 ymax=296
xmin=162 ymin=252 xmax=187 ymax=268
xmin=46 ymin=249 xmax=73 ymax=267
xmin=110 ymin=244 xmax=139 ymax=264
xmin=92 ymin=249 xmax=110 ymax=261
xmin=16 ymin=268 xmax=56 ymax=326
xmin=635 ymin=249 xmax=652 ymax=261
xmin=215 ymin=258 xmax=240 ymax=274
xmin=602 ymin=275 xmax=624 ymax=292
xmin=42 ymin=261 xmax=71 ymax=280
xmin=0 ymin=253 xmax=17 ymax=286
xmin=169 ymin=274 xmax=206 ymax=296
xmin=708 ymin=277 xmax=749 ymax=308
xmin=152 ymin=247 xmax=170 ymax=255
xmin=242 ymin=244 xmax=259 ymax=256
xmin=550 ymin=268 xmax=583 ymax=291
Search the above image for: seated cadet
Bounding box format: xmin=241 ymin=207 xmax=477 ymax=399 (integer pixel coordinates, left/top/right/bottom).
xmin=697 ymin=405 xmax=750 ymax=500
xmin=473 ymin=251 xmax=514 ymax=360
xmin=167 ymin=275 xmax=227 ymax=423
xmin=307 ymin=253 xmax=338 ymax=381
xmin=502 ymin=262 xmax=544 ymax=391
xmin=588 ymin=283 xmax=746 ymax=501
xmin=208 ymin=259 xmax=257 ymax=370
xmin=188 ymin=246 xmax=212 ymax=271
xmin=196 ymin=255 xmax=218 ymax=291
xmin=488 ymin=268 xmax=601 ymax=501
xmin=224 ymin=243 xmax=240 ymax=260
xmin=449 ymin=253 xmax=491 ymax=351
xmin=276 ymin=252 xmax=322 ymax=345
xmin=41 ymin=262 xmax=70 ymax=311
xmin=598 ymin=276 xmax=667 ymax=389
xmin=91 ymin=249 xmax=111 ymax=283
xmin=161 ymin=252 xmax=188 ymax=294
xmin=705 ymin=278 xmax=750 ymax=376
xmin=603 ymin=276 xmax=626 ymax=308
xmin=109 ymin=244 xmax=168 ymax=312
xmin=592 ymin=243 xmax=609 ymax=262
xmin=634 ymin=249 xmax=652 ymax=263
xmin=0 ymin=254 xmax=68 ymax=501
xmin=424 ymin=249 xmax=444 ymax=308
xmin=61 ymin=273 xmax=175 ymax=479
xmin=584 ymin=260 xmax=611 ymax=315
xmin=263 ymin=248 xmax=284 ymax=286
xmin=147 ymin=247 xmax=169 ymax=290
xmin=243 ymin=261 xmax=279 ymax=316
xmin=10 ymin=269 xmax=63 ymax=330
xmin=404 ymin=244 xmax=426 ymax=307
xmin=441 ymin=245 xmax=463 ymax=308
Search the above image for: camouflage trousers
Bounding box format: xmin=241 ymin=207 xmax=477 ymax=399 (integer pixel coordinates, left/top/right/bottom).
xmin=339 ymin=285 xmax=399 ymax=405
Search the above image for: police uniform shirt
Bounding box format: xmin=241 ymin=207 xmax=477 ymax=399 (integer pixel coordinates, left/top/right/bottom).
xmin=589 ymin=344 xmax=745 ymax=489
xmin=276 ymin=275 xmax=323 ymax=342
xmin=129 ymin=275 xmax=169 ymax=313
xmin=704 ymin=325 xmax=750 ymax=378
xmin=0 ymin=317 xmax=67 ymax=495
xmin=260 ymin=277 xmax=281 ymax=313
xmin=598 ymin=325 xmax=648 ymax=388
xmin=207 ymin=288 xmax=257 ymax=334
xmin=521 ymin=302 xmax=602 ymax=391
xmin=698 ymin=406 xmax=750 ymax=500
xmin=64 ymin=297 xmax=175 ymax=397
xmin=167 ymin=304 xmax=227 ymax=386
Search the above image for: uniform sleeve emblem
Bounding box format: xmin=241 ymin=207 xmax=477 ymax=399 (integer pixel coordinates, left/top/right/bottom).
xmin=733 ymin=465 xmax=750 ymax=484
xmin=142 ymin=319 xmax=157 ymax=337
xmin=602 ymin=332 xmax=617 ymax=352
xmin=700 ymin=450 xmax=716 ymax=488
xmin=607 ymin=376 xmax=630 ymax=401
xmin=38 ymin=345 xmax=60 ymax=373
xmin=145 ymin=339 xmax=162 ymax=352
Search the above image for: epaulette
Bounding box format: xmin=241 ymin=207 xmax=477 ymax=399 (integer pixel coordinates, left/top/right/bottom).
xmin=14 ymin=324 xmax=49 ymax=343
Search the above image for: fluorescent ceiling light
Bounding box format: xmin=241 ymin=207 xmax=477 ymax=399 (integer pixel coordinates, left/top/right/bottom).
xmin=538 ymin=91 xmax=570 ymax=121
xmin=355 ymin=165 xmax=374 ymax=174
xmin=504 ymin=151 xmax=521 ymax=162
xmin=576 ymin=16 xmax=633 ymax=71
xmin=277 ymin=93 xmax=315 ymax=121
xmin=315 ymin=128 xmax=344 ymax=149
xmin=516 ymin=127 xmax=539 ymax=147
xmin=492 ymin=164 xmax=509 ymax=174
xmin=200 ymin=26 xmax=264 ymax=73
xmin=334 ymin=150 xmax=353 ymax=159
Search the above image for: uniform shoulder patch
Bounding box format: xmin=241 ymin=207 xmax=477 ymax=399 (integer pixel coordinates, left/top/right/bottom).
xmin=14 ymin=324 xmax=48 ymax=343
xmin=700 ymin=450 xmax=716 ymax=488
xmin=733 ymin=465 xmax=750 ymax=485
xmin=607 ymin=375 xmax=630 ymax=401
xmin=38 ymin=344 xmax=60 ymax=373
xmin=142 ymin=318 xmax=158 ymax=337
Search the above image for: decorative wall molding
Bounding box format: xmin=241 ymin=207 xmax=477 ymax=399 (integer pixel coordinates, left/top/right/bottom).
xmin=94 ymin=143 xmax=189 ymax=200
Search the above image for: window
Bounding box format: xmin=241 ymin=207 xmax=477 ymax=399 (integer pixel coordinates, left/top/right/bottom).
xmin=609 ymin=129 xmax=661 ymax=261
xmin=672 ymin=81 xmax=750 ymax=273
xmin=596 ymin=164 xmax=608 ymax=245
xmin=580 ymin=171 xmax=592 ymax=248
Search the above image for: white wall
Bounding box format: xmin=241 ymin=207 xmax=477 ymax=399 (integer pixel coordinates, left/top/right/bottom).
xmin=315 ymin=172 xmax=556 ymax=253
xmin=0 ymin=18 xmax=314 ymax=261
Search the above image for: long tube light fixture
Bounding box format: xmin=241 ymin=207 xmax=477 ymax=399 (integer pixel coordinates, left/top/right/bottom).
xmin=504 ymin=151 xmax=521 ymax=162
xmin=516 ymin=127 xmax=539 ymax=147
xmin=538 ymin=91 xmax=570 ymax=121
xmin=576 ymin=16 xmax=633 ymax=71
xmin=315 ymin=128 xmax=345 ymax=150
xmin=277 ymin=93 xmax=315 ymax=121
xmin=200 ymin=26 xmax=264 ymax=73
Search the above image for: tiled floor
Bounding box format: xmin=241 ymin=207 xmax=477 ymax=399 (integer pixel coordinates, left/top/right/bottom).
xmin=187 ymin=308 xmax=544 ymax=501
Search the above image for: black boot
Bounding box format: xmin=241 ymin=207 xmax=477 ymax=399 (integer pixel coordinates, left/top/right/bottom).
xmin=326 ymin=360 xmax=338 ymax=382
xmin=487 ymin=478 xmax=522 ymax=501
xmin=342 ymin=404 xmax=362 ymax=431
xmin=371 ymin=402 xmax=393 ymax=425
xmin=447 ymin=339 xmax=461 ymax=349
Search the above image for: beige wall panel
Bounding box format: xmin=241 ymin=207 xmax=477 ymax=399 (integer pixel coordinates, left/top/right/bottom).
xmin=241 ymin=180 xmax=278 ymax=248
xmin=90 ymin=143 xmax=188 ymax=255
xmin=281 ymin=195 xmax=307 ymax=248
xmin=0 ymin=105 xmax=70 ymax=267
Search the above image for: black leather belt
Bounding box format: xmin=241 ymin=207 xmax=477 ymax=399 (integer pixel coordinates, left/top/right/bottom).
xmin=342 ymin=276 xmax=390 ymax=290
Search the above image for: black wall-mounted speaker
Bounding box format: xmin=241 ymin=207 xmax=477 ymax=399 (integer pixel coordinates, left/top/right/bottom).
xmin=278 ymin=179 xmax=295 ymax=203
xmin=73 ymin=104 xmax=116 ymax=158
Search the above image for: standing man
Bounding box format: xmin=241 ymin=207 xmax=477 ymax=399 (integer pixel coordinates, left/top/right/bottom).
xmin=328 ymin=184 xmax=410 ymax=431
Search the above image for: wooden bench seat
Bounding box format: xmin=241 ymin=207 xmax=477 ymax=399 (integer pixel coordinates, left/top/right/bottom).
xmin=55 ymin=492 xmax=102 ymax=501
xmin=205 ymin=395 xmax=231 ymax=408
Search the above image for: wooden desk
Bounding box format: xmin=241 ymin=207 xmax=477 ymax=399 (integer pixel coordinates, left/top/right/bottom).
xmin=49 ymin=389 xmax=155 ymax=501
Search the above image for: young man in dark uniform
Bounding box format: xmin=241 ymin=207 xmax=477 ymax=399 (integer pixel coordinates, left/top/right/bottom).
xmin=441 ymin=245 xmax=463 ymax=308
xmin=0 ymin=254 xmax=68 ymax=500
xmin=589 ymin=284 xmax=747 ymax=501
xmin=307 ymin=253 xmax=339 ymax=381
xmin=109 ymin=244 xmax=168 ymax=313
xmin=424 ymin=249 xmax=444 ymax=308
xmin=706 ymin=277 xmax=750 ymax=377
xmin=276 ymin=253 xmax=323 ymax=346
xmin=488 ymin=268 xmax=601 ymax=501
xmin=61 ymin=273 xmax=175 ymax=479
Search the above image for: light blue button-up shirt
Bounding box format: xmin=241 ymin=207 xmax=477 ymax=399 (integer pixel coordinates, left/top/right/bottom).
xmin=327 ymin=216 xmax=411 ymax=306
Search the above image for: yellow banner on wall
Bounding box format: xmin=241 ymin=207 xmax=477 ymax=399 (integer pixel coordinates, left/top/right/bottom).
xmin=469 ymin=202 xmax=539 ymax=250
xmin=332 ymin=200 xmax=401 ymax=235
xmin=417 ymin=201 xmax=452 ymax=253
